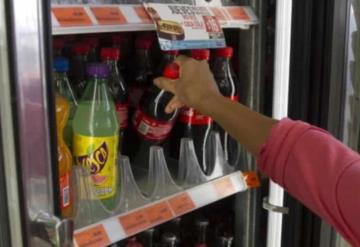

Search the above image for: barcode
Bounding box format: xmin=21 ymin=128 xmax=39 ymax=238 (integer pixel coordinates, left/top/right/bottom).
xmin=63 ymin=186 xmax=70 ymax=207
xmin=138 ymin=121 xmax=150 ymax=135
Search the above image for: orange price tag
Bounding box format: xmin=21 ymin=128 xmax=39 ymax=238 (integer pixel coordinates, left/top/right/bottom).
xmin=243 ymin=171 xmax=261 ymax=188
xmin=214 ymin=176 xmax=235 ymax=198
xmin=144 ymin=202 xmax=173 ymax=225
xmin=52 ymin=7 xmax=92 ymax=27
xmin=225 ymin=7 xmax=250 ymax=21
xmin=119 ymin=210 xmax=150 ymax=235
xmin=74 ymin=225 xmax=110 ymax=247
xmin=134 ymin=6 xmax=153 ymax=24
xmin=168 ymin=192 xmax=195 ymax=216
xmin=91 ymin=7 xmax=127 ymax=25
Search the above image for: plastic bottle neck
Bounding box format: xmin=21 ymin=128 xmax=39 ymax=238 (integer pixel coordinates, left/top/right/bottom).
xmin=103 ymin=59 xmax=119 ymax=73
xmin=212 ymin=57 xmax=231 ymax=77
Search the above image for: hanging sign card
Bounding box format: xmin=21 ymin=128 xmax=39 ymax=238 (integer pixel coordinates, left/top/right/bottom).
xmin=144 ymin=3 xmax=226 ymax=50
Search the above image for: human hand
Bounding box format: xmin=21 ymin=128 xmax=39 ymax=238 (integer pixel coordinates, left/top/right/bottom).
xmin=154 ymin=55 xmax=220 ymax=114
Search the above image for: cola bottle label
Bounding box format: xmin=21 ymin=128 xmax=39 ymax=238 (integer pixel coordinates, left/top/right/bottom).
xmin=116 ymin=102 xmax=129 ymax=129
xmin=132 ymin=109 xmax=174 ymax=141
xmin=178 ymin=107 xmax=213 ymax=125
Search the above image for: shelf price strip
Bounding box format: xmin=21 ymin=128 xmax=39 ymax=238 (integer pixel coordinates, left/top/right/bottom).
xmin=168 ymin=192 xmax=196 ymax=216
xmin=74 ymin=224 xmax=110 ymax=247
xmin=52 ymin=7 xmax=92 ymax=27
xmin=242 ymin=171 xmax=261 ymax=188
xmin=90 ymin=6 xmax=127 ymax=25
xmin=143 ymin=201 xmax=174 ymax=225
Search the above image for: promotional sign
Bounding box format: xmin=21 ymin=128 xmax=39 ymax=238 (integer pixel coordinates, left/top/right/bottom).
xmin=144 ymin=3 xmax=226 ymax=50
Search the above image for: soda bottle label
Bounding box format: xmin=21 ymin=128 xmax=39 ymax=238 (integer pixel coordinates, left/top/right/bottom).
xmin=132 ymin=109 xmax=174 ymax=141
xmin=230 ymin=95 xmax=239 ymax=101
xmin=59 ymin=172 xmax=71 ymax=209
xmin=178 ymin=107 xmax=213 ymax=125
xmin=73 ymin=134 xmax=119 ymax=200
xmin=116 ymin=102 xmax=129 ymax=129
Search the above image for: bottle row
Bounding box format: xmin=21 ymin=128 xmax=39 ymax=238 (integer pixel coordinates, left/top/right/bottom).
xmin=115 ymin=200 xmax=235 ymax=247
xmin=54 ymin=32 xmax=247 ymax=219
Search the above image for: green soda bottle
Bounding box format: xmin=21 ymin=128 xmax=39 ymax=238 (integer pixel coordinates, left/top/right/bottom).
xmin=53 ymin=57 xmax=78 ymax=150
xmin=73 ymin=63 xmax=119 ymax=210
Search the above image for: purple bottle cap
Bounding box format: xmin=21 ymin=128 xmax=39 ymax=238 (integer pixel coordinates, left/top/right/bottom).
xmin=86 ymin=63 xmax=109 ymax=77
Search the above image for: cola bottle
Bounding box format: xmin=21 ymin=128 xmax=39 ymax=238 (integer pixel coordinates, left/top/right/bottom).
xmin=101 ymin=47 xmax=129 ymax=140
xmin=69 ymin=42 xmax=90 ymax=97
xmin=154 ymin=50 xmax=179 ymax=78
xmin=128 ymin=34 xmax=154 ymax=111
xmin=161 ymin=232 xmax=178 ymax=247
xmin=83 ymin=36 xmax=99 ymax=62
xmin=112 ymin=33 xmax=133 ymax=78
xmin=210 ymin=47 xmax=245 ymax=167
xmin=170 ymin=49 xmax=214 ymax=174
xmin=53 ymin=37 xmax=65 ymax=57
xmin=125 ymin=237 xmax=144 ymax=247
xmin=216 ymin=235 xmax=234 ymax=247
xmin=124 ymin=63 xmax=179 ymax=167
xmin=193 ymin=218 xmax=209 ymax=247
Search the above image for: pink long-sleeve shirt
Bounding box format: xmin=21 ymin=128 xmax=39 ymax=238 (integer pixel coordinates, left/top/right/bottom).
xmin=258 ymin=118 xmax=360 ymax=246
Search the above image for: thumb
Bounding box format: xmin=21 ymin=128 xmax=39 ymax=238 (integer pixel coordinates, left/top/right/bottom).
xmin=154 ymin=77 xmax=177 ymax=94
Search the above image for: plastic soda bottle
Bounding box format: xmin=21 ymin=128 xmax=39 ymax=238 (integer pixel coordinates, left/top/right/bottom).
xmin=55 ymin=94 xmax=73 ymax=218
xmin=72 ymin=63 xmax=119 ymax=210
xmin=210 ymin=47 xmax=245 ymax=167
xmin=53 ymin=57 xmax=78 ymax=149
xmin=100 ymin=47 xmax=129 ymax=139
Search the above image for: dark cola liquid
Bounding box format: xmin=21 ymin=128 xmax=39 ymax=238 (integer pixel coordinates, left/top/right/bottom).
xmin=211 ymin=56 xmax=242 ymax=167
xmin=69 ymin=53 xmax=88 ymax=97
xmin=124 ymin=84 xmax=177 ymax=168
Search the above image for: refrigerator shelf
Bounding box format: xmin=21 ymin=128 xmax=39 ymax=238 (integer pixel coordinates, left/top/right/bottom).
xmin=51 ymin=4 xmax=259 ymax=35
xmin=73 ymin=171 xmax=249 ymax=247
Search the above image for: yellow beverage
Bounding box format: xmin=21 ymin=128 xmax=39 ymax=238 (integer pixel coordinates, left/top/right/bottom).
xmin=55 ymin=94 xmax=73 ymax=218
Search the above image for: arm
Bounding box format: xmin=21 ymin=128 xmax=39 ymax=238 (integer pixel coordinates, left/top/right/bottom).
xmin=155 ymin=56 xmax=360 ymax=245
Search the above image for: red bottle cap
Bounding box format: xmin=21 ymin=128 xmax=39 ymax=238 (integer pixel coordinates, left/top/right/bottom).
xmin=164 ymin=50 xmax=179 ymax=55
xmin=100 ymin=47 xmax=120 ymax=60
xmin=82 ymin=36 xmax=99 ymax=48
xmin=191 ymin=49 xmax=210 ymax=60
xmin=53 ymin=37 xmax=65 ymax=50
xmin=72 ymin=43 xmax=90 ymax=55
xmin=163 ymin=63 xmax=180 ymax=79
xmin=214 ymin=47 xmax=233 ymax=58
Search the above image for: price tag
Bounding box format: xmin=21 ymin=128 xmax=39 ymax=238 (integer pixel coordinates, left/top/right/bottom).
xmin=119 ymin=209 xmax=150 ymax=235
xmin=134 ymin=6 xmax=153 ymax=24
xmin=74 ymin=225 xmax=110 ymax=247
xmin=225 ymin=7 xmax=250 ymax=21
xmin=52 ymin=7 xmax=92 ymax=27
xmin=144 ymin=202 xmax=173 ymax=225
xmin=168 ymin=192 xmax=195 ymax=216
xmin=214 ymin=176 xmax=235 ymax=198
xmin=209 ymin=7 xmax=229 ymax=21
xmin=90 ymin=6 xmax=127 ymax=25
xmin=243 ymin=171 xmax=261 ymax=188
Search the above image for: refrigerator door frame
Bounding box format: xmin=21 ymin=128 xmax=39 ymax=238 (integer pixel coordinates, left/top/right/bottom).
xmin=1 ymin=0 xmax=61 ymax=245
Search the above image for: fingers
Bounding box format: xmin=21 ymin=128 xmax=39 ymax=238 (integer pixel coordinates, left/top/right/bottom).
xmin=174 ymin=55 xmax=190 ymax=67
xmin=165 ymin=97 xmax=185 ymax=114
xmin=154 ymin=77 xmax=177 ymax=94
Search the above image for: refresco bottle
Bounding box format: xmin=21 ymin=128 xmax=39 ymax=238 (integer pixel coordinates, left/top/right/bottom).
xmin=55 ymin=94 xmax=73 ymax=218
xmin=101 ymin=47 xmax=129 ymax=139
xmin=69 ymin=42 xmax=90 ymax=97
xmin=210 ymin=47 xmax=244 ymax=167
xmin=53 ymin=57 xmax=78 ymax=150
xmin=73 ymin=63 xmax=119 ymax=210
xmin=128 ymin=35 xmax=153 ymax=110
xmin=171 ymin=49 xmax=213 ymax=174
xmin=125 ymin=63 xmax=179 ymax=166
xmin=83 ymin=36 xmax=99 ymax=62
xmin=154 ymin=50 xmax=179 ymax=78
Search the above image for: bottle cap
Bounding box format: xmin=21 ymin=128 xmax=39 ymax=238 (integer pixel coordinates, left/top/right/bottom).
xmin=86 ymin=63 xmax=109 ymax=77
xmin=214 ymin=47 xmax=233 ymax=58
xmin=53 ymin=57 xmax=69 ymax=72
xmin=191 ymin=49 xmax=210 ymax=60
xmin=100 ymin=47 xmax=120 ymax=60
xmin=72 ymin=43 xmax=90 ymax=55
xmin=164 ymin=50 xmax=179 ymax=55
xmin=82 ymin=36 xmax=99 ymax=48
xmin=163 ymin=63 xmax=180 ymax=79
xmin=53 ymin=37 xmax=65 ymax=50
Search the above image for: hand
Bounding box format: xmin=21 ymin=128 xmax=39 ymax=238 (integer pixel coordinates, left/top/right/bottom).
xmin=154 ymin=55 xmax=220 ymax=114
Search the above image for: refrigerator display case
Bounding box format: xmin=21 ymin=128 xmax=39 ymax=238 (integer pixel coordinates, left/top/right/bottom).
xmin=0 ymin=0 xmax=294 ymax=246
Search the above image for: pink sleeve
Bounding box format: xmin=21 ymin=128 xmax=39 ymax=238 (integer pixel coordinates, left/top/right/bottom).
xmin=257 ymin=118 xmax=360 ymax=246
